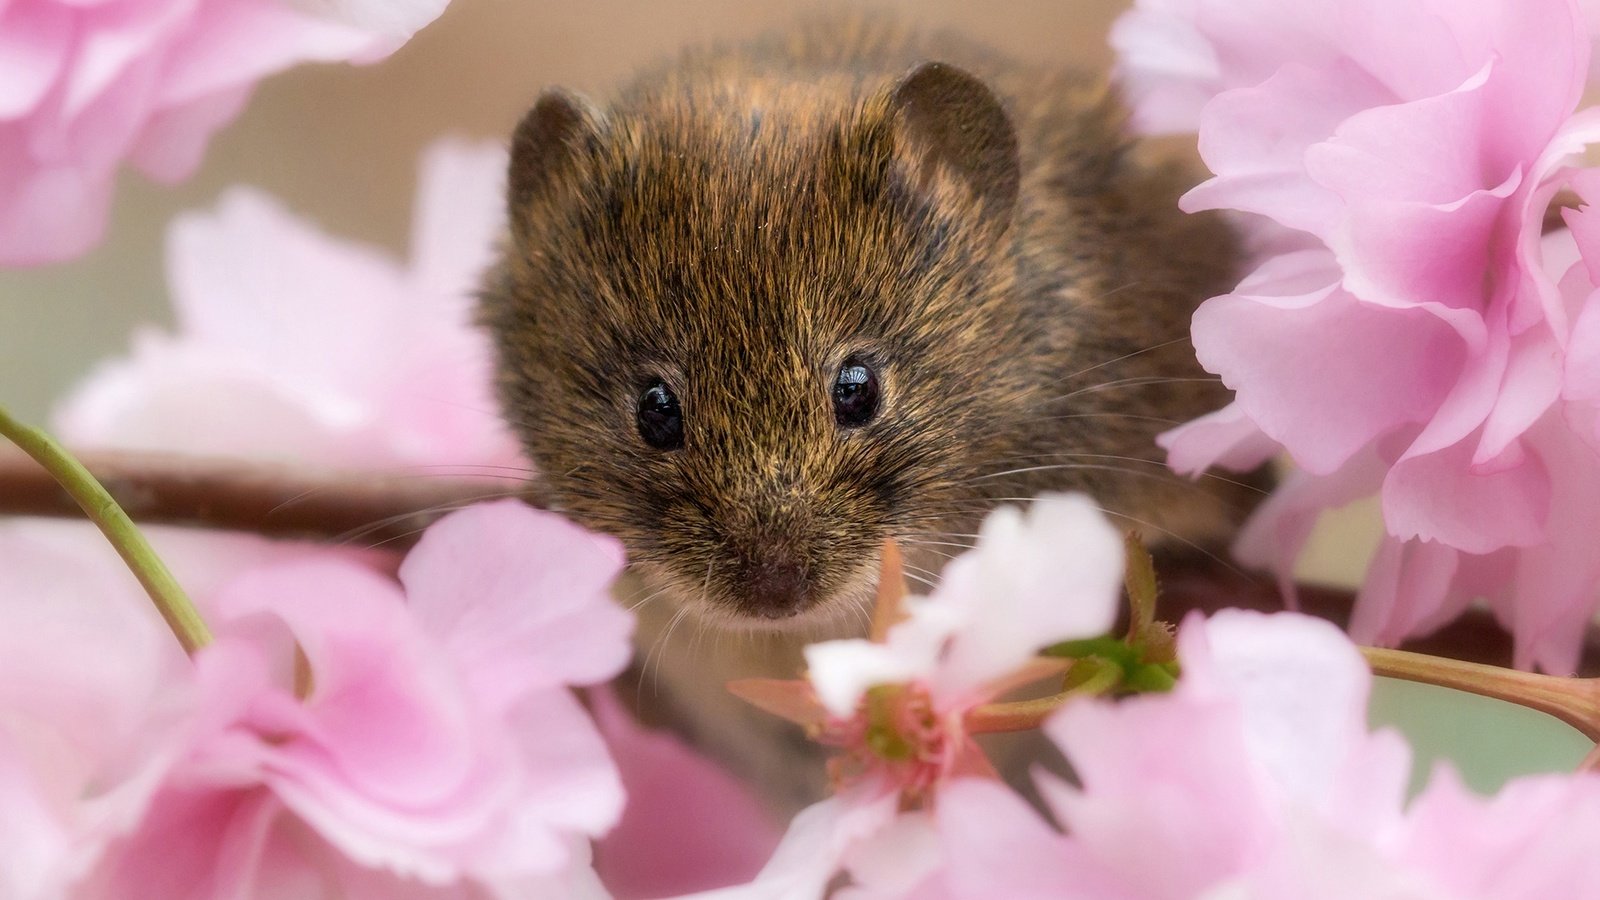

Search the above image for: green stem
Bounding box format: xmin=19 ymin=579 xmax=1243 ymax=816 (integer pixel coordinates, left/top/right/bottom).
xmin=966 ymin=659 xmax=1122 ymax=734
xmin=0 ymin=406 xmax=211 ymax=655
xmin=1362 ymin=647 xmax=1600 ymax=741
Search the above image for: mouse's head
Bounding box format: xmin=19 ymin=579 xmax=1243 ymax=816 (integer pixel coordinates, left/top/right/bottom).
xmin=485 ymin=62 xmax=1098 ymax=628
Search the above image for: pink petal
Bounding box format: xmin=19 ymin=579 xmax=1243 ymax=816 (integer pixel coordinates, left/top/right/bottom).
xmin=407 ymin=139 xmax=509 ymax=301
xmin=1499 ymin=419 xmax=1600 ymax=673
xmin=0 ymin=737 xmax=72 ymax=900
xmin=697 ymin=790 xmax=900 ymax=900
xmin=1191 ymin=251 xmax=1466 ymax=474
xmin=1232 ymin=445 xmax=1388 ymax=605
xmin=1040 ymin=611 xmax=1412 ymax=896
xmin=805 ymin=623 xmax=948 ymax=720
xmin=932 ymin=494 xmax=1124 ymax=703
xmin=281 ymin=0 xmax=450 ymax=42
xmin=934 ymin=779 xmax=1124 ymax=900
xmin=504 ymin=688 xmax=625 ymax=839
xmin=1044 ymin=688 xmax=1269 ymax=896
xmin=164 ymin=188 xmax=407 ymax=373
xmin=0 ymin=131 xmax=115 ymax=266
xmin=1401 ymin=766 xmax=1600 ymax=898
xmin=1347 ymin=536 xmax=1474 ymax=648
xmin=210 ymin=560 xmax=485 ymax=811
xmin=837 ymin=812 xmax=945 ymax=900
xmin=54 ymin=141 xmax=523 ymax=469
xmin=0 ymin=2 xmax=73 ymax=120
xmin=127 ymin=85 xmax=252 ymax=182
xmin=399 ymin=500 xmax=631 ymax=709
xmin=1382 ymin=429 xmax=1550 ymax=553
xmin=1183 ymin=59 xmax=1382 ymax=236
xmin=1184 ymin=611 xmax=1411 ymax=829
xmin=152 ymin=0 xmax=384 ymax=108
xmin=54 ymin=343 xmax=353 ymax=463
xmin=1158 ymin=401 xmax=1280 ymax=477
xmin=1108 ymin=0 xmax=1219 ymax=135
xmin=590 ymin=688 xmax=779 ymax=898
xmin=59 ymin=0 xmax=194 ymax=119
xmin=724 ymin=678 xmax=828 ymax=729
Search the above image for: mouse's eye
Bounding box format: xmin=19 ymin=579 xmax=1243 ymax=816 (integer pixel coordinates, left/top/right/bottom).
xmin=637 ymin=380 xmax=684 ymax=450
xmin=832 ymin=358 xmax=880 ymax=428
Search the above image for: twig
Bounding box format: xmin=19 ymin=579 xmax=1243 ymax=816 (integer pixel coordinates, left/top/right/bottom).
xmin=0 ymin=447 xmax=521 ymax=547
xmin=1363 ymin=647 xmax=1600 ymax=741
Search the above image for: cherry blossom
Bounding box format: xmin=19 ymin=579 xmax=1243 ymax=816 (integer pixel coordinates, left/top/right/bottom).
xmin=708 ymin=494 xmax=1125 ymax=897
xmin=0 ymin=0 xmax=450 ymax=267
xmin=54 ymin=137 xmax=522 ymax=472
xmin=1116 ymin=0 xmax=1600 ymax=672
xmin=0 ymin=500 xmax=632 ymax=897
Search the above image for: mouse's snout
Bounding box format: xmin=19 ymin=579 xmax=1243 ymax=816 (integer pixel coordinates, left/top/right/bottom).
xmin=737 ymin=552 xmax=813 ymax=620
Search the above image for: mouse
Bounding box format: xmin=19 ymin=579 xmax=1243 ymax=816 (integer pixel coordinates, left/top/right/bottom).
xmin=481 ymin=15 xmax=1253 ymax=808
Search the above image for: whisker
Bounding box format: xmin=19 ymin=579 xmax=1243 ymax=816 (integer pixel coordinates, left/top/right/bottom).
xmin=329 ymin=490 xmax=524 ymax=546
xmin=626 ymin=585 xmax=673 ymax=613
xmin=1088 ymin=502 xmax=1249 ymax=580
xmin=645 ymin=605 xmax=693 ymax=697
xmin=962 ymin=454 xmax=1268 ymax=497
xmin=1050 ymin=375 xmax=1220 ymax=404
xmin=1050 ymin=336 xmax=1193 ymax=386
xmin=1031 ymin=411 xmax=1181 ymax=426
xmin=896 ymin=538 xmax=974 ymax=553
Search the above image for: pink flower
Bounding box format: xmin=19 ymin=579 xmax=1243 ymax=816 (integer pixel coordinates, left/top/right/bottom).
xmin=908 ymin=611 xmax=1600 ymax=899
xmin=588 ymin=687 xmax=781 ymax=899
xmin=55 ymin=138 xmax=522 ymax=472
xmin=804 ymin=494 xmax=1123 ymax=725
xmin=61 ymin=499 xmax=632 ymax=896
xmin=0 ymin=523 xmax=193 ymax=900
xmin=0 ymin=0 xmax=449 ymax=267
xmin=712 ymin=494 xmax=1125 ymax=897
xmin=1116 ymin=0 xmax=1600 ymax=671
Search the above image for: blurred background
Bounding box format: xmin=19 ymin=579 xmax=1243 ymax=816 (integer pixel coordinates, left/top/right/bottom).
xmin=0 ymin=0 xmax=1590 ymax=790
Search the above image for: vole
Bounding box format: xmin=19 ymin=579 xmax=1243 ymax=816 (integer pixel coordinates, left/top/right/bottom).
xmin=482 ymin=16 xmax=1252 ymax=807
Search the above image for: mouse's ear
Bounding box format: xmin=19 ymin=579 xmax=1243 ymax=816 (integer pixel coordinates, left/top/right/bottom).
xmin=508 ymin=88 xmax=606 ymax=238
xmin=886 ymin=62 xmax=1020 ymax=224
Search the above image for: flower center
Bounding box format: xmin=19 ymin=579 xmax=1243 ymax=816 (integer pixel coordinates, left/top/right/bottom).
xmin=820 ymin=683 xmax=951 ymax=801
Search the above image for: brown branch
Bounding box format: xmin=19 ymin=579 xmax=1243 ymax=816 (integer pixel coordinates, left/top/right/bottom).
xmin=0 ymin=447 xmax=522 ymax=547
xmin=4 ymin=447 xmax=1597 ymax=672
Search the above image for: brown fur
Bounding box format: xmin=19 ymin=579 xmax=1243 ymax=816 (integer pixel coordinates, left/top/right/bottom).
xmin=481 ymin=16 xmax=1252 ymax=807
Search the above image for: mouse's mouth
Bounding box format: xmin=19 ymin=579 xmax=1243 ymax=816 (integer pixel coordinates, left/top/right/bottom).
xmin=632 ymin=553 xmax=887 ymax=635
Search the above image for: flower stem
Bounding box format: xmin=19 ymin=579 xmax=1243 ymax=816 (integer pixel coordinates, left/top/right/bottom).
xmin=1362 ymin=647 xmax=1600 ymax=741
xmin=967 ymin=661 xmax=1120 ymax=734
xmin=0 ymin=406 xmax=211 ymax=655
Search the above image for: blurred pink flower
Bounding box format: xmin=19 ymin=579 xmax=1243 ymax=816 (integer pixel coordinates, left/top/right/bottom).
xmin=1116 ymin=0 xmax=1600 ymax=671
xmin=55 ymin=137 xmax=523 ymax=473
xmin=712 ymin=494 xmax=1125 ymax=898
xmin=0 ymin=524 xmax=193 ymax=900
xmin=908 ymin=611 xmax=1600 ymax=899
xmin=589 ymin=688 xmax=781 ymax=899
xmin=0 ymin=0 xmax=449 ymax=267
xmin=10 ymin=500 xmax=629 ymax=897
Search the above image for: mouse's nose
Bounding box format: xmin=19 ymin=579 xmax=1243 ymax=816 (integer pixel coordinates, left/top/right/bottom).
xmin=742 ymin=555 xmax=812 ymax=619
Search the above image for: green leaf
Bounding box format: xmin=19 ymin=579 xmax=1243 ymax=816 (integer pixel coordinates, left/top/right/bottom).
xmin=1044 ymin=636 xmax=1137 ymax=667
xmin=1124 ymin=662 xmax=1179 ymax=693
